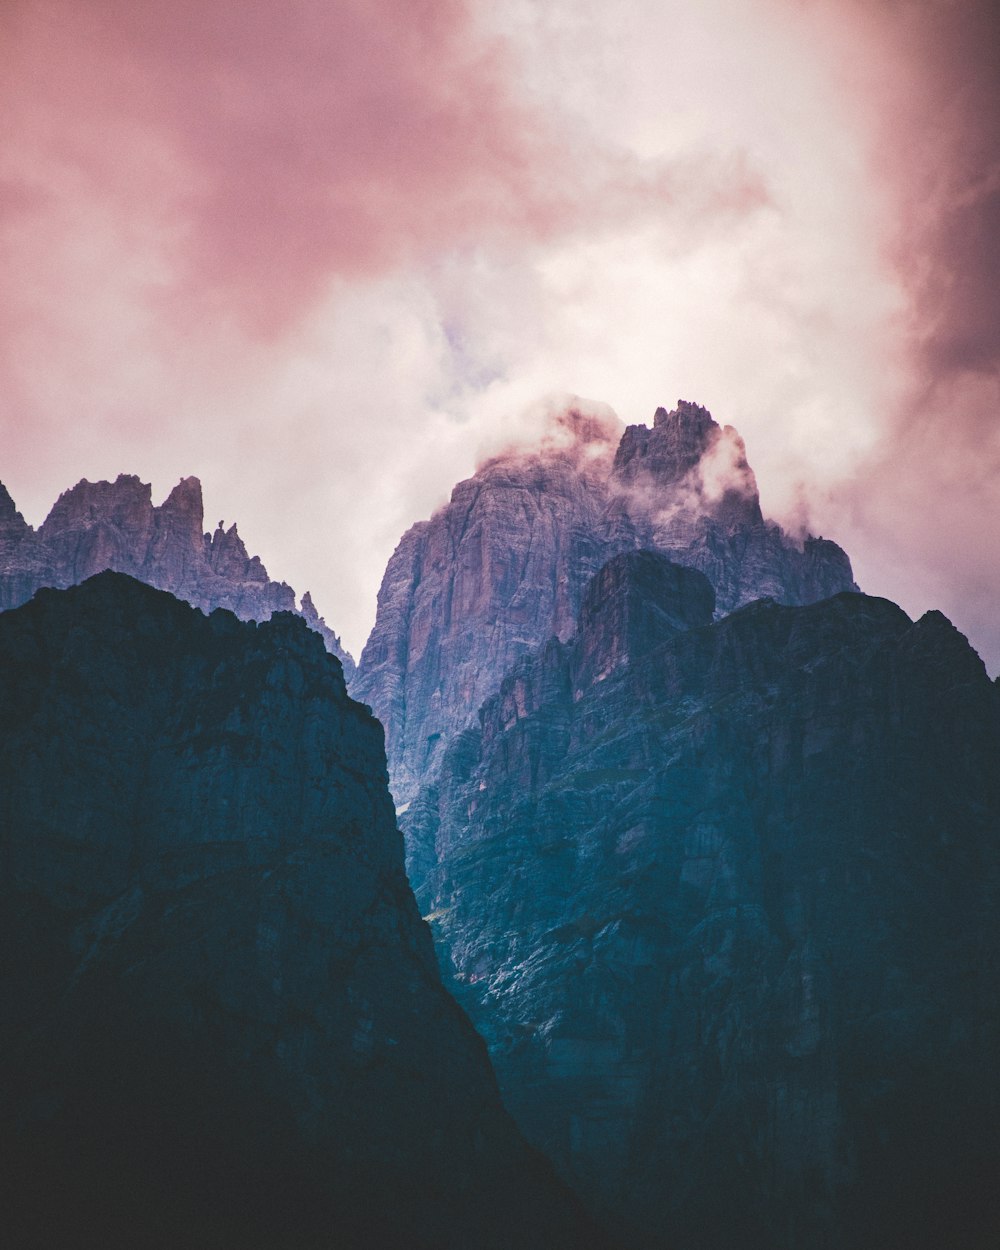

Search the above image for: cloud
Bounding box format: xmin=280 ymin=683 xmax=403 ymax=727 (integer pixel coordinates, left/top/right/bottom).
xmin=1 ymin=0 xmax=554 ymax=338
xmin=0 ymin=0 xmax=766 ymax=339
xmin=697 ymin=425 xmax=759 ymax=507
xmin=767 ymin=0 xmax=1000 ymax=670
xmin=786 ymin=0 xmax=1000 ymax=399
xmin=474 ymin=393 xmax=624 ymax=475
xmin=0 ymin=0 xmax=776 ymax=658
xmin=1 ymin=0 xmax=995 ymax=672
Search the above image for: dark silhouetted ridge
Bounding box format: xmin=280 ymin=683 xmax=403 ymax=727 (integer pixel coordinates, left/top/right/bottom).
xmin=0 ymin=572 xmax=604 ymax=1250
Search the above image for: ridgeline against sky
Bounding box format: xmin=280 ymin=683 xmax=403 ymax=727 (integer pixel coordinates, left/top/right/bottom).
xmin=1 ymin=0 xmax=997 ymax=669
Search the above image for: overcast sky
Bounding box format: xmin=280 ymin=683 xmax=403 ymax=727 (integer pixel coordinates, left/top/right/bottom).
xmin=2 ymin=0 xmax=998 ymax=669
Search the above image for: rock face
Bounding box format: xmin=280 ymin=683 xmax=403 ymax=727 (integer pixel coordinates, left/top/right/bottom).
xmin=607 ymin=403 xmax=853 ymax=610
xmin=0 ymin=474 xmax=355 ymax=679
xmin=416 ymin=553 xmax=1000 ymax=1249
xmin=353 ymin=402 xmax=855 ymax=813
xmin=0 ymin=573 xmax=602 ymax=1249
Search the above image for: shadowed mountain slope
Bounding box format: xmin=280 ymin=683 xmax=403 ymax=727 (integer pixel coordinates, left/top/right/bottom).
xmin=414 ymin=551 xmax=1000 ymax=1250
xmin=0 ymin=573 xmax=603 ymax=1250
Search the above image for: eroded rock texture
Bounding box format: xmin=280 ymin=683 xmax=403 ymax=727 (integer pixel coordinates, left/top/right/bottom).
xmin=0 ymin=474 xmax=354 ymax=679
xmin=0 ymin=573 xmax=601 ymax=1250
xmin=417 ymin=552 xmax=1000 ymax=1250
xmin=354 ymin=402 xmax=855 ymax=813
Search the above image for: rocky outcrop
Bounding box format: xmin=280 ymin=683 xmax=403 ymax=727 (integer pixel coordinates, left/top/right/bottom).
xmin=353 ymin=402 xmax=856 ymax=812
xmin=0 ymin=573 xmax=602 ymax=1249
xmin=571 ymin=549 xmax=716 ymax=689
xmin=415 ymin=553 xmax=1000 ymax=1249
xmin=0 ymin=474 xmax=354 ymax=678
xmin=607 ymin=403 xmax=854 ymax=611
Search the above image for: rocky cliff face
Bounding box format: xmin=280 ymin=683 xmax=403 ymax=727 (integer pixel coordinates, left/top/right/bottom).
xmin=0 ymin=474 xmax=355 ymax=679
xmin=353 ymin=402 xmax=855 ymax=812
xmin=0 ymin=573 xmax=601 ymax=1249
xmin=415 ymin=553 xmax=1000 ymax=1249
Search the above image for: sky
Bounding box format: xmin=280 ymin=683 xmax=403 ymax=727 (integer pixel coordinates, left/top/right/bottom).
xmin=1 ymin=0 xmax=998 ymax=670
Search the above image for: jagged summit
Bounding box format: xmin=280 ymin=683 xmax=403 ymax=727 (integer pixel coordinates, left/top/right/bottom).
xmin=649 ymin=398 xmax=717 ymax=455
xmin=161 ymin=474 xmax=204 ymax=525
xmin=655 ymin=398 xmax=709 ymax=423
xmin=354 ymin=400 xmax=857 ymax=809
xmin=612 ymin=399 xmax=763 ymax=530
xmin=0 ymin=484 xmax=29 ymax=564
xmin=0 ymin=474 xmax=355 ymax=678
xmin=0 ymin=480 xmax=26 ymax=525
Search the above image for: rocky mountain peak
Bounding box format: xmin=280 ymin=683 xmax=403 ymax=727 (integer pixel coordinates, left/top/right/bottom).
xmin=355 ymin=398 xmax=856 ymax=809
xmin=160 ymin=473 xmax=204 ymax=526
xmin=654 ymin=398 xmax=713 ymax=428
xmin=612 ymin=400 xmax=762 ymax=532
xmin=208 ymin=519 xmax=258 ymax=580
xmin=651 ymin=398 xmax=717 ymax=451
xmin=297 ymin=587 xmax=353 ymax=661
xmin=39 ymin=473 xmax=154 ymax=541
xmin=0 ymin=481 xmax=29 ymax=542
xmin=615 ymin=398 xmax=719 ymax=487
xmin=0 ymin=476 xmax=355 ymax=679
xmin=0 ymin=481 xmax=25 ymax=523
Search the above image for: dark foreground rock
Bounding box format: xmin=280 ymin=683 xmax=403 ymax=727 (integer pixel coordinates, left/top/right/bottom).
xmin=0 ymin=474 xmax=354 ymax=678
xmin=416 ymin=552 xmax=1000 ymax=1250
xmin=0 ymin=573 xmax=602 ymax=1250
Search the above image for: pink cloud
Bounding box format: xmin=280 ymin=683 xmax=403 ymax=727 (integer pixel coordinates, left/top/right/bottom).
xmin=0 ymin=0 xmax=773 ymax=657
xmin=7 ymin=0 xmax=993 ymax=671
xmin=1 ymin=0 xmax=765 ymax=339
xmin=767 ymin=0 xmax=1000 ymax=670
xmin=857 ymin=1 xmax=1000 ymax=397
xmin=2 ymin=0 xmax=551 ymax=335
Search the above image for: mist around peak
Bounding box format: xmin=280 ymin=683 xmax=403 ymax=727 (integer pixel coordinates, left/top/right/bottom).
xmin=474 ymin=393 xmax=625 ymax=478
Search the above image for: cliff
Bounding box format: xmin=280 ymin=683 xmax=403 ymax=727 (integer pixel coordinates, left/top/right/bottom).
xmin=415 ymin=552 xmax=1000 ymax=1249
xmin=0 ymin=474 xmax=355 ymax=679
xmin=354 ymin=402 xmax=855 ymax=812
xmin=0 ymin=573 xmax=602 ymax=1249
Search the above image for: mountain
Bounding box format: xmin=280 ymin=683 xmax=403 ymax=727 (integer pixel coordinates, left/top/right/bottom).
xmin=0 ymin=573 xmax=602 ymax=1249
xmin=353 ymin=401 xmax=855 ymax=814
xmin=0 ymin=474 xmax=355 ymax=679
xmin=415 ymin=551 xmax=1000 ymax=1249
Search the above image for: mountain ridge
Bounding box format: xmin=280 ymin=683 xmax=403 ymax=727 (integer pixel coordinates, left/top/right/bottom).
xmin=0 ymin=473 xmax=355 ymax=679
